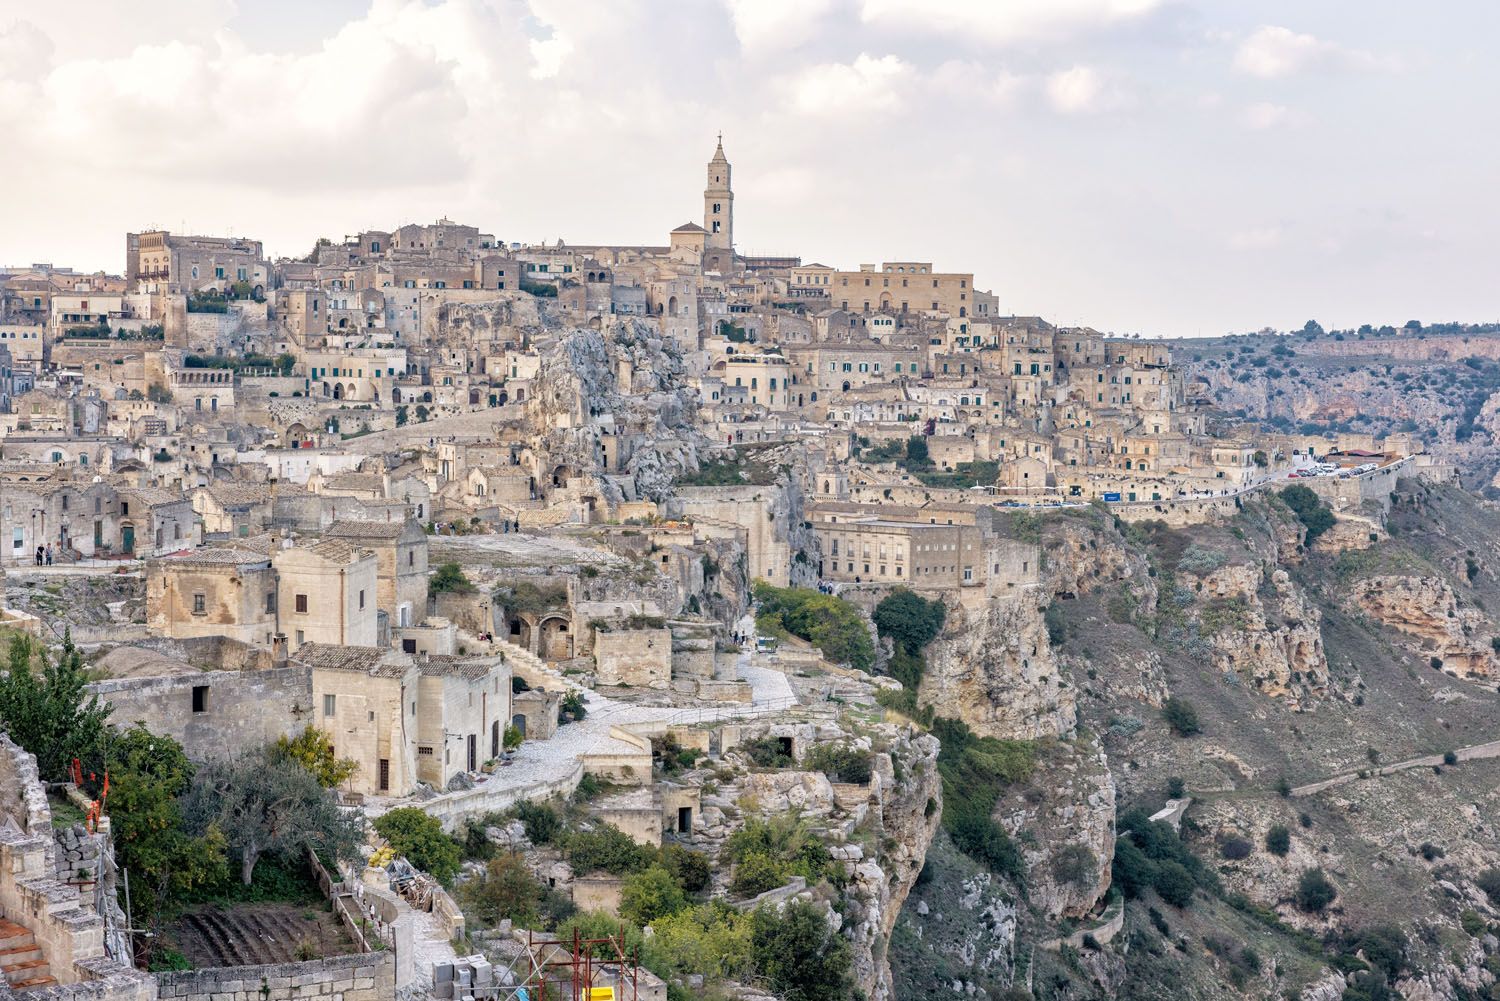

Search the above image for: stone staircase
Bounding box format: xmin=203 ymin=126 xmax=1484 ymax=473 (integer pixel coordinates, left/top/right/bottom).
xmin=0 ymin=918 xmax=55 ymax=991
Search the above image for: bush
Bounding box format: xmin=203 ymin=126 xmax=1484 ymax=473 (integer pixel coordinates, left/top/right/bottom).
xmin=729 ymin=851 xmax=790 ymax=898
xmin=429 ymin=562 xmax=474 ymax=597
xmin=1043 ymin=603 xmax=1067 ymax=646
xmin=1276 ymin=775 xmax=1292 ymax=797
xmin=1265 ymin=825 xmax=1291 ymax=856
xmin=873 ymin=589 xmax=946 ymax=655
xmin=1477 ymin=868 xmax=1500 ymax=905
xmin=1443 ymin=750 xmax=1458 ymax=766
xmin=1050 ymin=844 xmax=1097 ymax=887
xmin=1161 ymin=697 xmax=1201 ymax=737
xmin=804 ymin=743 xmax=873 ymax=785
xmin=1219 ymin=837 xmax=1253 ymax=861
xmin=641 ymin=903 xmax=753 ymax=984
xmin=1294 ymin=868 xmax=1337 ymax=913
xmin=1279 ymin=485 xmax=1336 ymax=544
xmin=1153 ymin=860 xmax=1197 ymax=907
xmin=753 ymin=583 xmax=874 ymax=670
xmin=659 ymin=843 xmax=711 ymax=893
xmin=564 ymin=824 xmax=654 ymax=876
xmin=725 ymin=816 xmax=831 ymax=892
xmin=1176 ymin=545 xmax=1227 ymax=575
xmin=750 ymin=900 xmax=854 ymax=1001
xmin=373 ymin=808 xmax=462 ymax=885
xmin=1165 ymin=776 xmax=1185 ymax=799
xmin=515 ymin=800 xmax=561 ymax=845
xmin=620 ymin=866 xmax=688 ymax=926
xmin=459 ymin=852 xmax=543 ymax=926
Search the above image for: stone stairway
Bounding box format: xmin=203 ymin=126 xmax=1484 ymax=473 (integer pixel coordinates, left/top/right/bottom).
xmin=0 ymin=918 xmax=55 ymax=991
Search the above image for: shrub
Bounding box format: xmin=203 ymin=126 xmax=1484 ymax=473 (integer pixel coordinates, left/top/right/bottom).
xmin=730 ymin=851 xmax=790 ymax=898
xmin=503 ymin=724 xmax=524 ymax=749
xmin=565 ymin=824 xmax=655 ymax=876
xmin=753 ymin=583 xmax=873 ymax=670
xmin=1176 ymin=545 xmax=1227 ymax=575
xmin=1166 ymin=776 xmax=1185 ymax=799
xmin=1153 ymin=860 xmax=1197 ymax=907
xmin=1418 ymin=842 xmax=1444 ymax=861
xmin=620 ymin=866 xmax=688 ymax=926
xmin=872 ymin=589 xmax=946 ymax=655
xmin=1443 ymin=750 xmax=1458 ymax=766
xmin=1279 ymin=486 xmax=1336 ymax=544
xmin=743 ymin=735 xmax=794 ymax=769
xmin=1043 ymin=603 xmax=1067 ymax=646
xmin=1477 ymin=868 xmax=1500 ymax=905
xmin=459 ymin=852 xmax=543 ymax=926
xmin=750 ymin=900 xmax=854 ymax=1000
xmin=1276 ymin=775 xmax=1292 ymax=797
xmin=804 ymin=743 xmax=873 ymax=785
xmin=1294 ymin=868 xmax=1337 ymax=913
xmin=642 ymin=903 xmax=753 ymax=983
xmin=514 ymin=800 xmax=561 ymax=845
xmin=1265 ymin=825 xmax=1291 ymax=856
xmin=428 ymin=562 xmax=474 ymax=597
xmin=1162 ymin=697 xmax=1201 ymax=737
xmin=1219 ymin=837 xmax=1253 ymax=861
xmin=1051 ymin=845 xmax=1097 ymax=887
xmin=1460 ymin=910 xmax=1486 ymax=937
xmin=373 ymin=808 xmax=462 ymax=885
xmin=659 ymin=843 xmax=711 ymax=893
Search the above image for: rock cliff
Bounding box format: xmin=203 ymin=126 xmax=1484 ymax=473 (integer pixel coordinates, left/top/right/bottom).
xmin=1349 ymin=574 xmax=1497 ymax=678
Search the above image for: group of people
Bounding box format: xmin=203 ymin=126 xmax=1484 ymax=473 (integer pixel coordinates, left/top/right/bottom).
xmin=33 ymin=545 xmax=53 ymax=566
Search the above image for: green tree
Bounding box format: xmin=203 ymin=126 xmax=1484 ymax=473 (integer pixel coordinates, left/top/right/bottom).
xmin=185 ymin=750 xmax=364 ymax=885
xmin=620 ymin=866 xmax=687 ymax=926
xmin=429 ymin=562 xmax=474 ymax=597
xmin=373 ymin=807 xmax=462 ymax=884
xmin=1161 ymin=696 xmax=1202 ymax=737
xmin=564 ymin=823 xmax=654 ymax=876
xmin=1152 ymin=859 xmax=1197 ymax=907
xmin=458 ymin=852 xmax=543 ymax=926
xmin=1265 ymin=825 xmax=1291 ymax=856
xmin=750 ymin=900 xmax=854 ymax=1001
xmin=0 ymin=632 xmax=113 ymax=780
xmin=1279 ymin=485 xmax=1336 ymax=544
xmin=753 ymin=583 xmax=874 ymax=670
xmin=98 ymin=725 xmax=228 ymax=928
xmin=904 ymin=435 xmax=931 ymax=469
xmin=271 ymin=726 xmax=358 ymax=788
xmin=641 ymin=903 xmax=752 ymax=983
xmin=873 ymin=589 xmax=946 ymax=655
xmin=1295 ymin=867 xmax=1337 ymax=913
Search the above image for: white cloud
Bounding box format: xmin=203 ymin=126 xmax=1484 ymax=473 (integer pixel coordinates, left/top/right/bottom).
xmin=928 ymin=60 xmax=1028 ymax=107
xmin=1229 ymin=226 xmax=1282 ymax=250
xmin=783 ymin=53 xmax=914 ymax=117
xmin=861 ymin=0 xmax=1165 ymax=44
xmin=1242 ymin=101 xmax=1290 ymax=130
xmin=726 ymin=0 xmax=835 ymax=51
xmin=1045 ymin=65 xmax=1130 ymax=115
xmin=1234 ymin=25 xmax=1397 ymax=79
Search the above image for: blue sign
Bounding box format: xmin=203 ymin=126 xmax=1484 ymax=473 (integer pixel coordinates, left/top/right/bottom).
xmin=1102 ymin=492 xmax=1122 ymax=502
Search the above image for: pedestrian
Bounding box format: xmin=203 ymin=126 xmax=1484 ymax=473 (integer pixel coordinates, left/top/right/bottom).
xmin=45 ymin=545 xmax=53 ymax=566
xmin=35 ymin=545 xmax=43 ymax=566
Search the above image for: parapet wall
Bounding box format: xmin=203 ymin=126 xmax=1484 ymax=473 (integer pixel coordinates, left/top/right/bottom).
xmin=0 ymin=733 xmax=150 ymax=1000
xmin=156 ymin=951 xmax=395 ymax=1001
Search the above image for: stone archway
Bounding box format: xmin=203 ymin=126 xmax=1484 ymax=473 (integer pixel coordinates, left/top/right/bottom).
xmin=538 ymin=615 xmax=572 ymax=660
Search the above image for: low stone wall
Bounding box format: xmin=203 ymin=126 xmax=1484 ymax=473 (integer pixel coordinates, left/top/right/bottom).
xmin=415 ymin=760 xmax=584 ymax=832
xmin=571 ymin=876 xmax=624 ymax=915
xmin=156 ymin=951 xmax=396 ymax=1001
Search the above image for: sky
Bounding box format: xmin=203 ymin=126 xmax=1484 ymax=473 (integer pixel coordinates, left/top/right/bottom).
xmin=0 ymin=0 xmax=1496 ymax=337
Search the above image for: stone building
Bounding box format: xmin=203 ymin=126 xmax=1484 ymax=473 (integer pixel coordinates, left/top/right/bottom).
xmin=146 ymin=545 xmax=280 ymax=646
xmin=413 ymin=653 xmax=510 ymax=786
xmin=299 ymin=644 xmax=420 ymax=798
xmin=274 ymin=539 xmax=380 ymax=652
xmin=324 ymin=518 xmax=429 ymax=628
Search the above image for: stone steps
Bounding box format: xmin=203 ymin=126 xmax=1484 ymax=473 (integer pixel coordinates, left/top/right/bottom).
xmin=0 ymin=918 xmax=55 ymax=991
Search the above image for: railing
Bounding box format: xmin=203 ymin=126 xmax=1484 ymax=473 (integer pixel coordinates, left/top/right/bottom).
xmin=662 ymin=694 xmax=801 ymax=727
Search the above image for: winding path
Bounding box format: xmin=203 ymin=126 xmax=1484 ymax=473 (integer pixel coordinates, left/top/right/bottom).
xmin=1290 ymin=738 xmax=1500 ymax=797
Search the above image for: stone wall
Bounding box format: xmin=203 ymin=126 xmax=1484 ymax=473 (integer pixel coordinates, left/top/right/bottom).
xmin=90 ymin=665 xmax=312 ymax=762
xmin=156 ymin=951 xmax=395 ymax=1001
xmin=594 ymin=628 xmax=672 ymax=689
xmin=0 ymin=733 xmax=150 ymax=1000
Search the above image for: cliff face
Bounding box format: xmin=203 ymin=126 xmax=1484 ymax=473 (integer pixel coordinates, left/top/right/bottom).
xmin=999 ymin=737 xmax=1116 ymax=920
xmin=1349 ymin=574 xmax=1497 ymax=679
xmin=920 ymin=592 xmax=1075 ymax=741
xmin=1192 ymin=563 xmax=1330 ymax=705
xmin=843 ymin=731 xmax=943 ymax=1001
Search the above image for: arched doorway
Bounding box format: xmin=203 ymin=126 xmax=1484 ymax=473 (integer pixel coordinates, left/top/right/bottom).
xmin=511 ymin=714 xmax=526 ymax=739
xmin=538 ymin=615 xmax=572 ymax=660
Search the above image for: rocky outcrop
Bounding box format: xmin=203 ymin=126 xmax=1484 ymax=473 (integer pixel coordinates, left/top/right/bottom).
xmin=1350 ymin=575 xmax=1496 ymax=678
xmin=840 ymin=730 xmax=942 ymax=1001
xmin=998 ymin=737 xmax=1115 ymax=919
xmin=920 ymin=593 xmax=1075 ymax=740
xmin=1190 ymin=563 xmax=1330 ymax=705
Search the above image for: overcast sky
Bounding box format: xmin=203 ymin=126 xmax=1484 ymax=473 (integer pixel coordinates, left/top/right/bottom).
xmin=1 ymin=0 xmax=1495 ymax=336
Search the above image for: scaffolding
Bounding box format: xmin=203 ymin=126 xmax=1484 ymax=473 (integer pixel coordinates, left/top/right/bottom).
xmin=460 ymin=926 xmax=642 ymax=1001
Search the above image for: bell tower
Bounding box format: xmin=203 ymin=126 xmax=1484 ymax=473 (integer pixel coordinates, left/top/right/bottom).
xmin=703 ymin=134 xmax=733 ymax=260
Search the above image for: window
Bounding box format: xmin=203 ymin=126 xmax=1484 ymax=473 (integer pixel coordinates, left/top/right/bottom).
xmin=192 ymin=685 xmax=208 ymax=713
xmin=323 ymin=694 xmax=336 ymax=717
xmin=266 ymin=592 xmax=276 ymax=613
xmin=359 ymin=589 xmax=366 ymax=609
xmin=296 ymin=594 xmax=308 ymax=613
xmin=192 ymin=593 xmax=206 ymax=614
